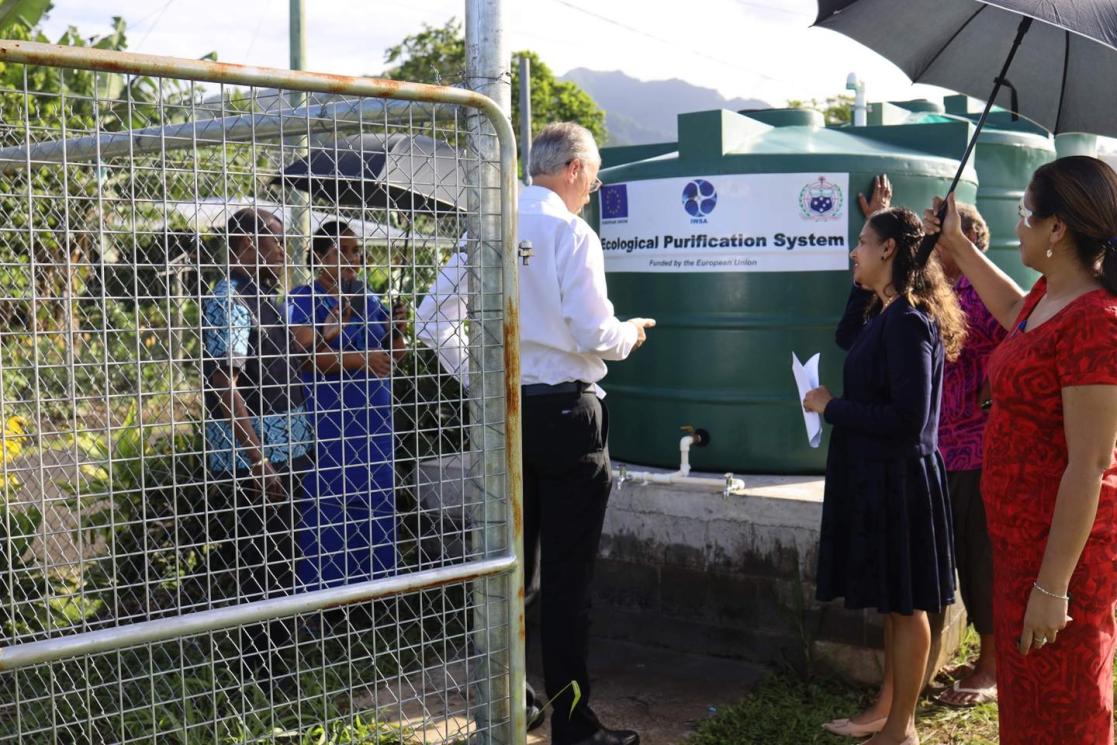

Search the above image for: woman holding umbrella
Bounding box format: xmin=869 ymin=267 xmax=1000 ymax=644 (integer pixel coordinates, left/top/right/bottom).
xmin=926 ymin=156 xmax=1117 ymax=745
xmin=288 ymin=221 xmax=407 ymax=595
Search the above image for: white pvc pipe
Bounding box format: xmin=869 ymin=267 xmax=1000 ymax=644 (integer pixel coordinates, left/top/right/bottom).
xmin=614 ymin=467 xmax=744 ymax=493
xmin=678 ymin=435 xmax=693 ymax=477
xmin=611 ymin=432 xmax=747 ymax=495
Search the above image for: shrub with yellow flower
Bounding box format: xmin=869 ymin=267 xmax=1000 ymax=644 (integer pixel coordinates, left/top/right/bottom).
xmin=1 ymin=415 xmax=30 ymax=488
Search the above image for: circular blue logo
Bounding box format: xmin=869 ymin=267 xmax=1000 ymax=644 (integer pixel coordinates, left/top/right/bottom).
xmin=682 ymin=179 xmax=717 ymax=218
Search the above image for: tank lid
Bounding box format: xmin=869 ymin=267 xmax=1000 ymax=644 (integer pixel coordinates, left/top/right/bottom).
xmin=943 ymin=94 xmax=985 ymax=116
xmin=936 ymin=95 xmax=1051 ymax=136
xmin=677 ymin=109 xmax=770 ymax=161
xmin=866 ymin=101 xmax=914 ymax=126
xmin=600 ymin=142 xmax=677 ymax=170
xmin=889 ymin=98 xmax=945 ymax=114
xmin=738 ymin=108 xmax=824 ymax=128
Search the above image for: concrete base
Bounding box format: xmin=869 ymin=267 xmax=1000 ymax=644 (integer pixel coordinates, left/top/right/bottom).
xmin=414 ymin=456 xmax=967 ymax=685
xmin=597 ymin=462 xmax=967 ymax=685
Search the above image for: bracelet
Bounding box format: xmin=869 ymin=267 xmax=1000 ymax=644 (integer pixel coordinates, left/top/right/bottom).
xmin=1033 ymin=581 xmax=1070 ymax=601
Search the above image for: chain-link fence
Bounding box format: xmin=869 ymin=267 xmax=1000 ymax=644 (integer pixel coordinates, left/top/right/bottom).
xmin=0 ymin=40 xmax=523 ymax=745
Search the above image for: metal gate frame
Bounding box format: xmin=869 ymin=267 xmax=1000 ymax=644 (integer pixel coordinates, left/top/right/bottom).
xmin=0 ymin=39 xmax=525 ymax=744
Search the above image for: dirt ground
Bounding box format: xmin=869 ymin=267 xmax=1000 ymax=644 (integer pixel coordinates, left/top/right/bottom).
xmin=525 ymin=637 xmax=767 ymax=745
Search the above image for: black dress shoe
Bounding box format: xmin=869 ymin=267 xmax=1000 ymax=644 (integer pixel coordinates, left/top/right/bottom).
xmin=564 ymin=728 xmax=640 ymax=745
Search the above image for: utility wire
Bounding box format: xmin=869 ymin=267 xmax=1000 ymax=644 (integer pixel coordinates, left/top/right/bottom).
xmin=138 ymin=0 xmax=177 ymax=47
xmin=246 ymin=0 xmax=277 ymax=60
xmin=548 ymin=0 xmax=788 ymax=85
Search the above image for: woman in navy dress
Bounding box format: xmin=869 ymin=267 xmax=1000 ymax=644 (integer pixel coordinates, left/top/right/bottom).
xmin=804 ymin=207 xmax=967 ymax=745
xmin=288 ymin=221 xmax=406 ymax=589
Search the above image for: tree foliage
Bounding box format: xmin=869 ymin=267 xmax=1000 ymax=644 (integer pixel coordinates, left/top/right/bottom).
xmin=787 ymin=93 xmax=854 ymax=126
xmin=0 ymin=13 xmax=212 ymax=335
xmin=383 ymin=18 xmax=607 ymax=144
xmin=0 ymin=0 xmax=49 ymax=32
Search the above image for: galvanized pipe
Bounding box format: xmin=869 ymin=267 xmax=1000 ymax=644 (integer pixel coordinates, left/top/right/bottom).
xmin=0 ymin=41 xmax=470 ymax=168
xmin=0 ymin=554 xmax=517 ymax=671
xmin=286 ymin=0 xmax=312 ymax=280
xmin=519 ymin=54 xmax=532 ymax=186
xmin=0 ymin=41 xmax=493 ymax=108
xmin=0 ymin=93 xmax=426 ymax=169
xmin=289 ymin=0 xmax=306 ymax=73
xmin=465 ymin=1 xmax=523 ymax=742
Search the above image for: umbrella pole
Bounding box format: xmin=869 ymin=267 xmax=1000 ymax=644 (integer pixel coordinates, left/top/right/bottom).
xmin=919 ymin=15 xmax=1033 ymax=262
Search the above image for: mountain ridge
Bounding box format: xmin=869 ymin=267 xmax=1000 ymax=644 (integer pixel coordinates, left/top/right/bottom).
xmin=561 ymin=68 xmax=769 ymax=146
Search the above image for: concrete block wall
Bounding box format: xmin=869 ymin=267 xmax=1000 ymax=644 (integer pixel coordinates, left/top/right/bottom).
xmin=593 ymin=466 xmax=967 ymax=685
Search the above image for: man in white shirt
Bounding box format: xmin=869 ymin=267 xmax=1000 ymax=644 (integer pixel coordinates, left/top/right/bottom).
xmin=518 ymin=122 xmax=653 ymax=745
xmin=415 ymin=245 xmax=470 ymax=386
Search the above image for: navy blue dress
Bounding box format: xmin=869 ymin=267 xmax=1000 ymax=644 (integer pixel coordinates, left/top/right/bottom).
xmin=816 ymin=286 xmax=955 ymax=614
xmin=287 ymin=281 xmax=396 ymax=590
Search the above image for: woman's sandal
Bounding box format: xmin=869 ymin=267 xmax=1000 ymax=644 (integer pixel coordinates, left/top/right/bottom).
xmin=937 ymin=679 xmax=998 ymax=707
xmin=820 ymin=715 xmax=887 ymax=737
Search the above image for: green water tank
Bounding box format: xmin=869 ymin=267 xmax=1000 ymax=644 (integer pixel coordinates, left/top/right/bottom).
xmin=866 ymin=98 xmax=1054 ymax=287
xmin=934 ymin=96 xmax=1057 ymax=288
xmin=1055 ymin=133 xmax=1098 ymax=158
xmin=594 ymin=109 xmax=977 ymax=474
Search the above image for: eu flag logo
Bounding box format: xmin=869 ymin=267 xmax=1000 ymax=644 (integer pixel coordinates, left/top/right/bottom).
xmin=600 ymin=184 xmax=628 ymax=219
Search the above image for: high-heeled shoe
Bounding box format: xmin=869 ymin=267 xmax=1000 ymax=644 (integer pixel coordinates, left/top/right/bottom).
xmin=820 ymin=715 xmax=887 ymax=737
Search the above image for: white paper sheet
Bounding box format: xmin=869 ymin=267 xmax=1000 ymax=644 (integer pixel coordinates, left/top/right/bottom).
xmin=792 ymin=352 xmax=822 ymax=448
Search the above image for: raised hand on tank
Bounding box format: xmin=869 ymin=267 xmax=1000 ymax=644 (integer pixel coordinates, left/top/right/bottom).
xmin=858 ymin=174 xmax=893 ymax=217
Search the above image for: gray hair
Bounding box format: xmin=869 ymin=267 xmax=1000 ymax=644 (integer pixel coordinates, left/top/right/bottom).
xmin=529 ymin=122 xmax=600 ymax=177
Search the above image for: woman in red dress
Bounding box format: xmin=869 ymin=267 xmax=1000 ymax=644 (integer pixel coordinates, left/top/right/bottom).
xmin=927 ymin=156 xmax=1117 ymax=745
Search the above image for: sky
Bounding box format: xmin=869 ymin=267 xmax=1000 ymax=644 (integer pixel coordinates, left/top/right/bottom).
xmin=37 ymin=0 xmax=952 ymax=108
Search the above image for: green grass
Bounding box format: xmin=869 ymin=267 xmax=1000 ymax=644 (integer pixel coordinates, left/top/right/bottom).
xmin=0 ymin=592 xmax=468 ymax=744
xmin=2 ymin=631 xmax=417 ymax=744
xmin=690 ymin=627 xmax=1000 ymax=745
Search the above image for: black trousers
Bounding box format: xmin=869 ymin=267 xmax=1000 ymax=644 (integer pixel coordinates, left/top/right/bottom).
xmin=948 ymin=468 xmax=995 ymax=635
xmin=190 ymin=459 xmax=306 ymax=685
xmin=522 ymin=389 xmax=612 ymax=744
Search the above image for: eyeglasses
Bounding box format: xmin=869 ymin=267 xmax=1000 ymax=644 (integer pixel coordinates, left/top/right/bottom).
xmin=566 ymin=158 xmax=602 ymax=193
xmin=1017 ymin=198 xmax=1035 ymax=228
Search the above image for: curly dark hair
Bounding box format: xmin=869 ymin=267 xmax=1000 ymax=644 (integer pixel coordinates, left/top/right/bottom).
xmin=867 ymin=207 xmax=967 ymax=361
xmin=956 ymin=202 xmax=989 ymax=251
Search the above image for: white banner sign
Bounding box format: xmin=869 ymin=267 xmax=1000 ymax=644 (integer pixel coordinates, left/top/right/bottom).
xmin=598 ymin=172 xmax=851 ymax=273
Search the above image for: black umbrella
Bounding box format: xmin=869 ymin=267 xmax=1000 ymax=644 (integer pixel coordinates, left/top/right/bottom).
xmin=277 ymin=133 xmax=467 ymax=215
xmin=815 ymin=0 xmax=1117 ymax=258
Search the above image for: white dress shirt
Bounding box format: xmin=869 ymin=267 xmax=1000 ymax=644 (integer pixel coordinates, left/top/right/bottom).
xmin=415 ymin=185 xmax=637 ymax=395
xmin=518 ymin=185 xmax=637 ymax=394
xmin=415 ymin=250 xmax=470 ymax=386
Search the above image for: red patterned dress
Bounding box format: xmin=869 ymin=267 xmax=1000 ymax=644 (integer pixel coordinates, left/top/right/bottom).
xmin=983 ymin=278 xmax=1117 ymax=745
